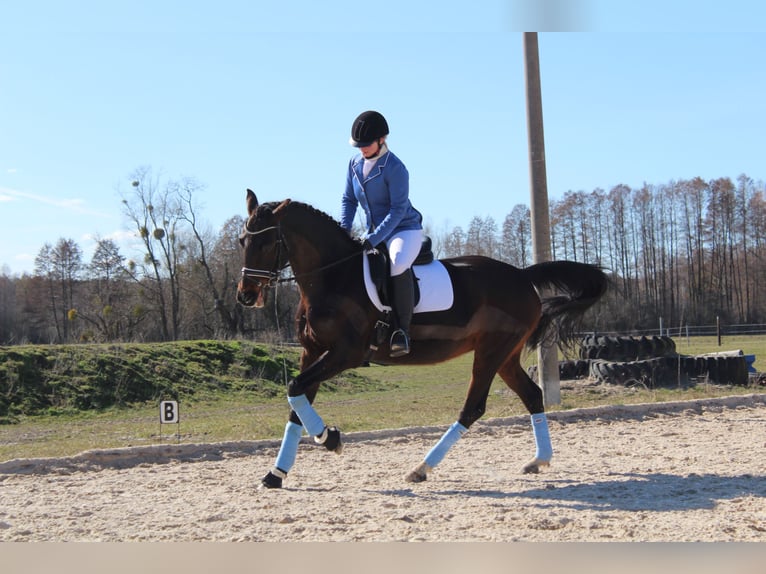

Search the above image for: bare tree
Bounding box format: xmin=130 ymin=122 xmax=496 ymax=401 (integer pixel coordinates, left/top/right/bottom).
xmin=121 ymin=167 xmax=185 ymax=340
xmin=176 ymin=180 xmax=242 ymax=338
xmin=0 ymin=268 xmax=17 ymax=344
xmin=33 ymin=239 xmax=82 ymax=342
xmin=441 ymin=225 xmax=466 ymax=258
xmin=607 ymin=184 xmax=633 ymax=302
xmin=211 ymin=215 xmax=250 ymax=335
xmin=464 ymin=216 xmax=498 ymax=257
xmin=501 ymin=204 xmax=531 ymax=267
xmin=75 ymin=237 xmax=130 ymax=341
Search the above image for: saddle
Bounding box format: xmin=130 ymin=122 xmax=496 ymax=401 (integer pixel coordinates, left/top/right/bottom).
xmin=367 ymin=236 xmax=434 ymax=307
xmin=365 ymin=237 xmax=435 ymax=358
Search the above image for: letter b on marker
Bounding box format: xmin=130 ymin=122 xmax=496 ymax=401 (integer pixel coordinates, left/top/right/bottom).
xmin=160 ymin=400 xmax=179 ymax=424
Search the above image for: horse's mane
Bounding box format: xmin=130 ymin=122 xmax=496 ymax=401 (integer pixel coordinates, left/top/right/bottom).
xmin=258 ymin=199 xmax=360 ymax=249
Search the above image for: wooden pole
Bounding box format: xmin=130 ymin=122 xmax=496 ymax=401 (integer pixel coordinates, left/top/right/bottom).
xmin=717 ymin=316 xmax=721 ymax=346
xmin=523 ymin=32 xmax=560 ymax=406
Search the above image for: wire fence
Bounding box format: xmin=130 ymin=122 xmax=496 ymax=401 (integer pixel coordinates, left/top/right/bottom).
xmin=582 ymin=323 xmax=766 ymax=339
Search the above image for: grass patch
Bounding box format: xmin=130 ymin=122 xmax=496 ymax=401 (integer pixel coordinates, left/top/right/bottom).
xmin=0 ymin=336 xmax=763 ymax=461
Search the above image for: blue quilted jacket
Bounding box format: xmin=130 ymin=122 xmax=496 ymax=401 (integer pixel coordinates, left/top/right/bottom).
xmin=340 ymin=150 xmax=423 ymax=247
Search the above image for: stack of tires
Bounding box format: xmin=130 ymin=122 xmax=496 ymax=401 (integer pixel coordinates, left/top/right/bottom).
xmin=527 ymin=335 xmax=750 ymax=387
xmin=585 ymin=335 xmax=679 ymax=387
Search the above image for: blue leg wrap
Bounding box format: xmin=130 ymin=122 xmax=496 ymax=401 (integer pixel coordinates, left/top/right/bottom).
xmin=286 ymin=394 xmax=325 ymax=437
xmin=531 ymin=413 xmax=553 ymax=461
xmin=274 ymin=421 xmax=304 ymax=473
xmin=424 ymin=421 xmax=468 ymax=468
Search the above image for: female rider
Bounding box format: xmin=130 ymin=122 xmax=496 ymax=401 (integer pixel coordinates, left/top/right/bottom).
xmin=340 ymin=110 xmax=424 ymax=357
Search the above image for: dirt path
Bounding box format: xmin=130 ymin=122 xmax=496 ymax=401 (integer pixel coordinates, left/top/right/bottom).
xmin=1 ymin=394 xmax=765 ymax=542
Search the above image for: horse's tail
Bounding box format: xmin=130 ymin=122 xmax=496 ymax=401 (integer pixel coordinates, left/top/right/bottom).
xmin=523 ymin=261 xmax=609 ymax=351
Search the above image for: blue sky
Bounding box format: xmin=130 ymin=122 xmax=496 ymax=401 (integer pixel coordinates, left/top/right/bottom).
xmin=1 ymin=1 xmax=764 ymax=275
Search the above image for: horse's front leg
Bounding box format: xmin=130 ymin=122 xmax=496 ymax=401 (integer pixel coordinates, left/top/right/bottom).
xmin=261 ymin=415 xmax=305 ymax=489
xmin=260 ymin=351 xmax=346 ymax=489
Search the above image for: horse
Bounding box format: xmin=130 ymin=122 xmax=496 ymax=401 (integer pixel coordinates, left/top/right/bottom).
xmin=237 ymin=190 xmax=608 ymax=488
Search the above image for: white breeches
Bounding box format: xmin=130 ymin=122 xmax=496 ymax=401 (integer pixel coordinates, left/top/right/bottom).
xmin=386 ymin=229 xmax=424 ymax=277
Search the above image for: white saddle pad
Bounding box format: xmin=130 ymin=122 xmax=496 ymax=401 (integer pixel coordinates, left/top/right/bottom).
xmin=363 ymin=253 xmax=454 ymax=314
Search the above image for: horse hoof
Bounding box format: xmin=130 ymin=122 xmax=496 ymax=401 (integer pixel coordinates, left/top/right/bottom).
xmin=405 ymin=462 xmax=431 ymax=483
xmin=260 ymin=470 xmax=283 ymax=489
xmin=324 ymin=426 xmax=343 ymax=454
xmin=522 ymin=458 xmax=551 ymax=474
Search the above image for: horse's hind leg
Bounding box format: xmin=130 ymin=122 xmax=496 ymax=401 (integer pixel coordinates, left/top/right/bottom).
xmin=405 ymin=337 xmax=510 ymax=483
xmin=497 ymin=355 xmax=553 ymax=474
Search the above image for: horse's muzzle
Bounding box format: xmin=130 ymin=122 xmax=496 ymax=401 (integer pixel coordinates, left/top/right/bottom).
xmin=237 ymin=280 xmax=266 ymax=308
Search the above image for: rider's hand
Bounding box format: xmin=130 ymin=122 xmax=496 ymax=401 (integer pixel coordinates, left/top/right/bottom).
xmin=362 ymin=239 xmax=377 ymax=253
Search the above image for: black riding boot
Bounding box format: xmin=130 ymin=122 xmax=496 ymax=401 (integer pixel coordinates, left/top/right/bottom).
xmin=390 ymin=268 xmax=414 ymax=357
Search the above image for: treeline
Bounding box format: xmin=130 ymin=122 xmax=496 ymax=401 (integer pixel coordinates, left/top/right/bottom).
xmin=434 ymin=173 xmax=766 ymax=331
xmin=1 ymin=170 xmax=764 ymax=345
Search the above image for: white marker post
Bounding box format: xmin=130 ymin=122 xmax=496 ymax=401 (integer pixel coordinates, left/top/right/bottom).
xmin=159 ymin=400 xmax=180 ymax=443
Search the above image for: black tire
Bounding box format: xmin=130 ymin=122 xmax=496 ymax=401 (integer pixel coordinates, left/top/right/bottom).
xmin=527 ymin=359 xmax=592 ymax=383
xmin=578 ymin=335 xmax=676 ymax=362
xmin=574 ymin=359 xmax=591 ymax=378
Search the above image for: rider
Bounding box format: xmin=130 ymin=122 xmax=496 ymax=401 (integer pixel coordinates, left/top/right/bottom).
xmin=340 ymin=110 xmax=423 ymax=357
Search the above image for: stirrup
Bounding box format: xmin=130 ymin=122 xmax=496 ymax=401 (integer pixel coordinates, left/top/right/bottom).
xmin=390 ymin=329 xmax=410 ymax=357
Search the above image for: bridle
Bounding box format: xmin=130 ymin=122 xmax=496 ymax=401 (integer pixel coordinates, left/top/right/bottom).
xmin=240 ymin=224 xmax=288 ymax=286
xmin=240 ymin=222 xmax=363 ymax=286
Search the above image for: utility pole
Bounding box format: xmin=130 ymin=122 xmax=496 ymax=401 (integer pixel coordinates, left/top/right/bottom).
xmin=523 ymin=32 xmax=560 ymax=406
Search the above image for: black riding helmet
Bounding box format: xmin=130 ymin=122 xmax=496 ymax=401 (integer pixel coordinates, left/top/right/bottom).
xmin=349 ymin=110 xmax=389 ymax=147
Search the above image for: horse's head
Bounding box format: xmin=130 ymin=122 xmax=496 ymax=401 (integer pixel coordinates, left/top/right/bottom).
xmin=236 ymin=189 xmax=291 ymax=308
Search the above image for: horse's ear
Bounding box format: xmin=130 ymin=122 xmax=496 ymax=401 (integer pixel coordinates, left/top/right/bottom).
xmin=273 ymin=199 xmax=291 ymax=216
xmin=246 ymin=189 xmax=258 ymax=216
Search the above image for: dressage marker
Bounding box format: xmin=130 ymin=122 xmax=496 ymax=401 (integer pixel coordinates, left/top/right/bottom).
xmin=159 ymin=400 xmax=180 ymax=444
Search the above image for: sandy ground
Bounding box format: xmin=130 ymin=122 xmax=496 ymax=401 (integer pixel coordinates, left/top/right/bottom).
xmin=1 ymin=393 xmax=765 ymax=542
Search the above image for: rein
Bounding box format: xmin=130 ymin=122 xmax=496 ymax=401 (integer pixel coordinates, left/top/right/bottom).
xmin=240 ymin=223 xmax=362 ymax=285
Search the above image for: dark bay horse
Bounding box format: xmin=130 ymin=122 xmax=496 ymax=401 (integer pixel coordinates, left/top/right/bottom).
xmin=237 ymin=190 xmax=608 ymax=488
